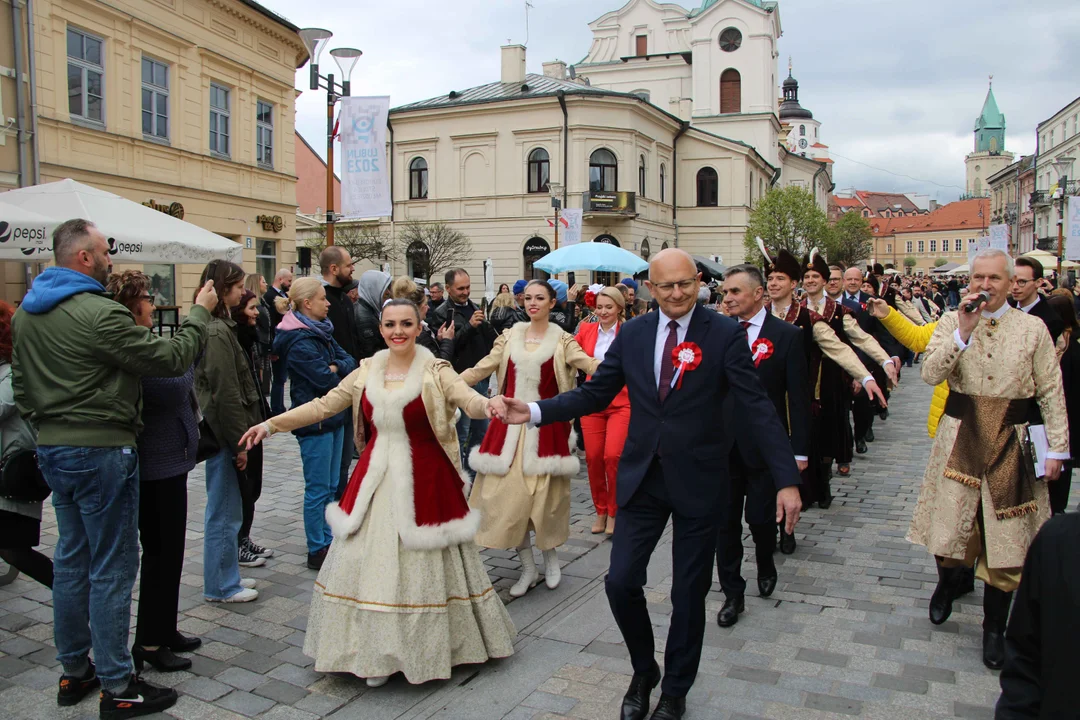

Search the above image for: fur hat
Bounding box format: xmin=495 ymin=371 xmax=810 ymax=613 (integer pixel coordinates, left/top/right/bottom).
xmin=802 ymin=247 xmax=830 ymax=279
xmin=872 ymin=262 xmax=885 ymax=276
xmin=755 ymin=237 xmax=802 ymax=281
xmin=863 ymin=273 xmax=880 ymax=295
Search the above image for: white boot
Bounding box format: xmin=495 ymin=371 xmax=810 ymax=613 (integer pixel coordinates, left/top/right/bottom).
xmin=509 ymin=542 xmax=539 ymax=598
xmin=542 ymin=548 xmax=561 ymax=590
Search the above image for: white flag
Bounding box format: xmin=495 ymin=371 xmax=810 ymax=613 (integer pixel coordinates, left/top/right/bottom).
xmin=339 ymin=97 xmax=391 ymax=219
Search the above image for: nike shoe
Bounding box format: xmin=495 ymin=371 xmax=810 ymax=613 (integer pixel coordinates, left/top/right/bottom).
xmin=57 ymin=660 xmax=100 ymax=706
xmin=99 ymin=676 xmax=178 ymax=719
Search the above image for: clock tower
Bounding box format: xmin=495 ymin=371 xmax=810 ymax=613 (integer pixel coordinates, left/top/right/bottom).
xmin=965 ymin=80 xmax=1013 ymax=197
xmin=778 ymin=60 xmax=824 ymax=160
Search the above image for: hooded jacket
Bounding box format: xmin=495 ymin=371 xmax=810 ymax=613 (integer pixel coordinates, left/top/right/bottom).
xmin=353 ymin=270 xmax=391 ymax=361
xmin=272 ymin=311 xmax=357 ymax=437
xmin=12 ymin=267 xmax=209 ymax=447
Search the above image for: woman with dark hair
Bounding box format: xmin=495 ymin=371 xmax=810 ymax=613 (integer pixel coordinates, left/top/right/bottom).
xmin=244 ymin=274 xmax=273 ymax=397
xmin=194 ymin=260 xmax=263 ymax=603
xmin=0 ymin=300 xmax=52 ymax=589
xmin=106 ymin=270 xmax=202 ymax=670
xmin=498 ymin=283 xmax=511 ymax=295
xmin=459 ymin=279 xmax=599 ymax=597
xmin=230 ymin=290 xmax=273 ymax=566
xmin=1047 ymin=293 xmax=1079 ymax=514
xmin=389 ymin=276 xmax=454 ymax=359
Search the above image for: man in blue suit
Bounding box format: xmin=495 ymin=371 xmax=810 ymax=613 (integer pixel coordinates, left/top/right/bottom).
xmin=497 ymin=250 xmax=802 ymax=720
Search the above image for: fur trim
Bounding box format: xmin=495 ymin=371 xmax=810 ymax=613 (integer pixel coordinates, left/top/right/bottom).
xmin=468 ymin=423 xmax=520 ymax=476
xmin=521 ymin=426 xmax=581 ymax=477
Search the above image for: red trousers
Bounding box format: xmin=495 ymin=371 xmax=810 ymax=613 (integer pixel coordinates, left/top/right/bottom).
xmin=580 ymin=404 xmax=630 ymax=517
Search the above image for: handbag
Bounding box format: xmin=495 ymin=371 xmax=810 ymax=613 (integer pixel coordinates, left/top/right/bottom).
xmin=0 ymin=448 xmax=50 ymax=503
xmin=196 ymin=419 xmax=220 ymax=464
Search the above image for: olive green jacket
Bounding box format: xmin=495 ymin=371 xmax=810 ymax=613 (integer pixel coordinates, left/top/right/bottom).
xmin=194 ymin=316 xmax=262 ymax=457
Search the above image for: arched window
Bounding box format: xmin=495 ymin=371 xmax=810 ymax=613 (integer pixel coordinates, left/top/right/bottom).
xmin=661 ymin=241 xmax=669 ymax=250
xmin=799 ymin=125 xmax=806 ymax=136
xmin=638 ymin=155 xmax=646 ymax=198
xmin=592 ymin=234 xmax=620 ymax=286
xmin=589 ymin=148 xmax=617 ymax=192
xmin=659 ymin=163 xmax=666 ymax=203
xmin=409 ymin=157 xmax=428 ymax=199
xmin=406 ymin=241 xmax=429 ymax=282
xmin=720 ymin=69 xmax=741 ymax=114
xmin=527 ymin=148 xmax=550 ymax=193
xmin=523 ymin=237 xmax=551 ymax=280
xmin=640 ymin=238 xmax=651 ymax=261
xmin=696 ymin=167 xmax=718 ymax=207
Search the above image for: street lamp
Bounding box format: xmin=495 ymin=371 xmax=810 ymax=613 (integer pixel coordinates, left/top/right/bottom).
xmin=548 ymin=181 xmax=564 ymax=252
xmin=1051 ymin=156 xmax=1074 ymax=277
xmin=299 ymin=28 xmax=362 ymax=246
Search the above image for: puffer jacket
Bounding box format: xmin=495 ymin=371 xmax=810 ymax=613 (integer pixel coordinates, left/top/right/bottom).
xmin=272 ymin=312 xmax=356 ymax=437
xmin=879 ymin=309 xmax=946 ymax=438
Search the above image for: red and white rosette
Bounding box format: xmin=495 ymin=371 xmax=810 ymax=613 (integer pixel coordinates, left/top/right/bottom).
xmin=751 ymin=337 xmax=774 ymax=367
xmin=670 ymin=341 xmax=702 ymax=390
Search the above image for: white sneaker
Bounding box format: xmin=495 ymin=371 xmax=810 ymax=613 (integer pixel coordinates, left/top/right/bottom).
xmin=240 ymin=579 xmax=256 ymax=589
xmin=207 ymin=588 xmax=258 ymax=603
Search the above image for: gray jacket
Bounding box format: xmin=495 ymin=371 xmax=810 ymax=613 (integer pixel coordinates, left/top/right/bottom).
xmin=0 ymin=363 xmax=40 ymax=520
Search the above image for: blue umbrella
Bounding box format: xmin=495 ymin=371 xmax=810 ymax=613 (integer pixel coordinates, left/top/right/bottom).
xmin=533 ymin=242 xmax=648 ymax=275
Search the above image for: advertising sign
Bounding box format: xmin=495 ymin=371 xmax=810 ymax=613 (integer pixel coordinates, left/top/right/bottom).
xmin=339 ymin=96 xmax=392 ymax=219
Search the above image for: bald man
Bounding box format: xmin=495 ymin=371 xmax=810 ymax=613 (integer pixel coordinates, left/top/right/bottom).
xmin=498 ymin=249 xmax=801 ymax=720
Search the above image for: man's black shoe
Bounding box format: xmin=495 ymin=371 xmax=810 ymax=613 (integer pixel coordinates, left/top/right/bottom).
xmin=649 ymin=694 xmax=686 ymax=720
xmin=779 ymin=529 xmax=797 ymax=555
xmin=307 ymin=547 xmax=329 ymax=570
xmin=716 ymin=595 xmax=744 ymax=628
xmin=757 ymin=574 xmax=778 ymax=598
xmin=620 ymin=661 xmax=661 ymax=720
xmin=879 ymin=408 xmax=889 ymax=421
xmin=855 ymin=439 xmax=868 ymax=454
xmin=100 ymin=676 xmax=178 ymax=719
xmin=167 ymin=632 xmax=202 ymax=653
xmin=956 ymin=566 xmax=976 ymax=596
xmin=864 ymin=428 xmax=875 ymax=443
xmin=57 ymin=661 xmax=99 ymax=706
xmin=929 ymin=563 xmax=963 ymax=625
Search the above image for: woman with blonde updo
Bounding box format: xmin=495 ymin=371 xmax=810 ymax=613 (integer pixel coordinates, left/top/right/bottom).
xmin=389 ymin=276 xmax=455 ymax=360
xmin=272 ymin=277 xmax=357 ymax=570
xmin=574 ymin=286 xmax=629 ymax=536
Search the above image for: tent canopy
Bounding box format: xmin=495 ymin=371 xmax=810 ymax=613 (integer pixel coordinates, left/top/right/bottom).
xmin=0 ymin=179 xmax=242 ymax=263
xmin=931 ymin=262 xmax=961 ymax=273
xmin=0 ymin=201 xmax=55 ymax=251
xmin=1020 ymin=249 xmax=1079 ymax=270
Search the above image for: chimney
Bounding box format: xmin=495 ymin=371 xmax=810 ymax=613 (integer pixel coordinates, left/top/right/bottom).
xmin=542 ymin=60 xmax=567 ymax=80
xmin=501 ymin=44 xmax=526 ymax=84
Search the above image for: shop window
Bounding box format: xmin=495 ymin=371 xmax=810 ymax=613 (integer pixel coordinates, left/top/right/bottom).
xmin=523 ymin=237 xmax=550 ymax=280
xmin=144 ymin=264 xmax=175 ymax=306
xmin=256 ymin=240 xmax=277 ymax=290
xmin=406 ymin=240 xmax=429 ymax=282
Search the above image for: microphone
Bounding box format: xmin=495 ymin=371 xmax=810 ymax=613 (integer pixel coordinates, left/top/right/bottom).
xmin=964 ymin=291 xmax=990 ymax=313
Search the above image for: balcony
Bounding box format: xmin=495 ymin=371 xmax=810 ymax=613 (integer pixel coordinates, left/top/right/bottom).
xmin=1036 ymin=236 xmax=1058 ymax=252
xmin=581 ymin=191 xmax=637 ymax=218
xmin=1030 ymin=191 xmax=1051 ymax=208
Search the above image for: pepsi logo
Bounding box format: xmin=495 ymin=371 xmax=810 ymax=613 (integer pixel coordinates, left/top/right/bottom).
xmin=0 ymin=222 xmax=9 ymax=243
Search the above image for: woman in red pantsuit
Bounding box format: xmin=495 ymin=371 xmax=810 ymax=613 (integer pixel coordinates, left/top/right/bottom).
xmin=574 ymin=286 xmax=630 ymax=536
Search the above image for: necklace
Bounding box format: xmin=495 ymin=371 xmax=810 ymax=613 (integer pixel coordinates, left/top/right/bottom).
xmin=525 ymin=337 xmax=543 ymax=345
xmin=385 ymin=372 xmax=408 ymax=381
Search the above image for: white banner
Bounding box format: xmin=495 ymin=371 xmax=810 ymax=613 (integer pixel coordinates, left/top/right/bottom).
xmin=988 ymin=224 xmax=1009 ymax=252
xmin=968 ymin=235 xmax=990 ymax=265
xmin=339 ymin=96 xmax=392 ymax=219
xmin=561 ymin=208 xmax=582 ymax=246
xmin=1067 ymin=196 xmax=1080 ymax=262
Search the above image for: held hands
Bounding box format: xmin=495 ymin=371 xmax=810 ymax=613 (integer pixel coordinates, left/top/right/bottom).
xmin=195 ymin=280 xmax=219 ymax=312
xmin=485 ymin=395 xmax=506 ymax=420
xmin=469 ymin=310 xmax=484 ymax=328
xmin=437 ymin=321 xmax=456 ymax=341
xmin=957 ymin=292 xmax=983 ymax=343
xmin=866 ymin=297 xmax=889 ymax=319
xmin=489 ymin=396 xmax=532 ymax=425
xmin=776 ymin=486 xmax=801 ymax=535
xmin=238 ymin=424 xmax=269 ymax=451
xmin=1045 ymin=458 xmax=1063 ymax=482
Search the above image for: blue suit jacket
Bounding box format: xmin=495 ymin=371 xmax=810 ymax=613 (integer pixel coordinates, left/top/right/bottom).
xmin=535 ymin=306 xmax=801 ymax=518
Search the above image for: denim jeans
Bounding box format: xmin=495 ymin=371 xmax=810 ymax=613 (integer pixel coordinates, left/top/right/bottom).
xmin=204 ymin=449 xmax=244 ymax=600
xmin=38 ymin=446 xmax=139 ymax=694
xmin=298 ymin=426 xmax=344 ymax=554
xmin=456 ymin=377 xmax=490 ymax=480
xmin=270 ymin=355 xmax=288 ymax=416
xmin=336 ymin=413 xmax=354 ymax=501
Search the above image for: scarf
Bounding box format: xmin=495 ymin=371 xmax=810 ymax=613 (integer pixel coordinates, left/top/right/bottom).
xmin=942 ymin=392 xmax=1039 ymax=520
xmin=296 ymin=311 xmax=335 ymax=342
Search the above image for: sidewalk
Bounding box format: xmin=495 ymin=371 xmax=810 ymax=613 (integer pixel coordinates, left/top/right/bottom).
xmin=0 ymin=378 xmax=1024 ymax=719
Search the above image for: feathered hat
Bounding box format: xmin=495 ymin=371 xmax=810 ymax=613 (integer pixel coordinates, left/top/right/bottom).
xmin=756 ymin=237 xmax=802 ymax=281
xmin=802 ymin=247 xmax=830 ymax=279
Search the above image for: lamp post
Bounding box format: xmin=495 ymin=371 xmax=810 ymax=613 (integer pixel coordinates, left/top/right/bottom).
xmin=548 ymin=181 xmax=564 ymax=252
xmin=298 ymin=28 xmax=362 ymax=246
xmin=1051 ymin=156 xmax=1075 ymax=278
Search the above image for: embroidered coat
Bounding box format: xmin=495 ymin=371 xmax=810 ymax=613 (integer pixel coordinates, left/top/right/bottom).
xmin=266 ymin=346 xmax=490 ymax=550
xmin=907 ymin=309 xmax=1068 ymax=568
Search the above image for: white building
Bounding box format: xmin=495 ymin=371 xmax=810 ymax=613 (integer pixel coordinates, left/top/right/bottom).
xmin=1033 ymin=95 xmax=1079 ymax=250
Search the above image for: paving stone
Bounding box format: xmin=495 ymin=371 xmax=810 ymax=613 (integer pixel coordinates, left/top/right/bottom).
xmin=216 ymin=689 xmax=277 ymax=717
xmin=726 ymin=665 xmax=781 ymax=685
xmin=902 ymin=663 xmax=957 ymax=684
xmin=229 ymin=650 xmax=282 ymax=674
xmin=803 ymin=691 xmax=864 ymax=716
xmin=794 ymin=647 xmax=850 ymax=668
xmin=872 ymin=672 xmax=930 ymax=694
xmin=254 ymin=678 xmax=310 ymax=705
xmin=175 ymin=675 xmax=232 ymax=702
xmin=216 ymin=666 xmax=268 ymax=692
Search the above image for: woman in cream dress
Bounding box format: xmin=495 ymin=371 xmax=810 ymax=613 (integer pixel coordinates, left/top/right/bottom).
xmin=461 ymin=280 xmax=600 ymax=598
xmin=239 ymin=300 xmax=515 ymax=687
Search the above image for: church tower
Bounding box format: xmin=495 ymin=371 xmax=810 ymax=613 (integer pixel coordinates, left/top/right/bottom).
xmin=965 ymin=80 xmax=1013 ymax=197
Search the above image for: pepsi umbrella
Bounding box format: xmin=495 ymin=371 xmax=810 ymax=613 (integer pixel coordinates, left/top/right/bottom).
xmin=533 ymin=241 xmax=648 ymax=275
xmin=0 ymin=201 xmax=55 ymax=252
xmin=0 ymin=179 xmax=242 ymax=263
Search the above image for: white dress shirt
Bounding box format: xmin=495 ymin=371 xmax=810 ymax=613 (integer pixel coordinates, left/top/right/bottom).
xmin=593 ymin=322 xmax=618 ymax=364
xmin=740 ymin=306 xmax=767 ymax=347
xmin=1020 ymin=296 xmax=1040 ymax=314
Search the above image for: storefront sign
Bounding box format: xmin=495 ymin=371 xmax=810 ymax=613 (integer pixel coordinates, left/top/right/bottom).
xmin=583 ymin=191 xmax=636 ymax=214
xmin=257 ymin=214 xmax=284 ymax=232
xmin=143 ymin=199 xmax=184 ymax=219
xmin=339 ymin=96 xmax=392 ymax=219
xmin=524 ymin=238 xmax=550 ymax=255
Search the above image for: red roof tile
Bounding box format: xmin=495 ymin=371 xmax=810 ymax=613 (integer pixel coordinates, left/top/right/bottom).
xmin=890 ymin=198 xmax=989 ymax=234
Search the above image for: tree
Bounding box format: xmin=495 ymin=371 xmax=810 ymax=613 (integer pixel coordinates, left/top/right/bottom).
xmin=934 ymin=258 xmax=949 ymax=268
xmin=743 ymin=185 xmax=830 ymax=262
xmin=903 ymin=256 xmax=917 ymax=272
xmin=305 ymin=222 xmax=394 ymax=267
xmin=397 ymin=221 xmax=473 ymax=285
xmin=822 ymin=210 xmax=874 ymax=268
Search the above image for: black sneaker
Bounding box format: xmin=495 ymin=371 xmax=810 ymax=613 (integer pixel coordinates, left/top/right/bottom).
xmin=57 ymin=660 xmax=100 ymax=706
xmin=100 ymin=676 xmax=178 ymax=719
xmin=242 ymin=537 xmax=274 ymax=559
xmin=307 ymin=547 xmax=329 ymax=570
xmin=238 ymin=545 xmax=267 ymax=568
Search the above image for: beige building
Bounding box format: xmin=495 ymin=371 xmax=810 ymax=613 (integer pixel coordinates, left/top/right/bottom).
xmin=872 ymin=198 xmax=989 ymax=275
xmin=1033 ymin=95 xmax=1079 ymax=251
xmin=1 ymin=0 xmax=306 ymax=308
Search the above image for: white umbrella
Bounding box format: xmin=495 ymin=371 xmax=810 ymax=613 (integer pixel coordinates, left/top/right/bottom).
xmin=950 ymin=263 xmax=969 ymax=274
xmin=1020 ymin=249 xmax=1079 ymax=270
xmin=0 ymin=201 xmax=56 ymax=252
xmin=483 ymin=257 xmax=495 ymax=302
xmin=0 ymin=179 xmax=242 ymax=263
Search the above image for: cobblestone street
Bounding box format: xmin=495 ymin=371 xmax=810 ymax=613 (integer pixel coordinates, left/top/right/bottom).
xmin=0 ymin=377 xmax=1057 ymax=719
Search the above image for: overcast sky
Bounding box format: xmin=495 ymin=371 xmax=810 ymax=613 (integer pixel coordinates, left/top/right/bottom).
xmin=275 ymin=0 xmax=1080 ymax=204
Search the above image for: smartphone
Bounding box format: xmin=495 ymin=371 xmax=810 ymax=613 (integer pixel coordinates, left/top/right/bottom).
xmin=567 ymin=272 xmax=576 ymax=286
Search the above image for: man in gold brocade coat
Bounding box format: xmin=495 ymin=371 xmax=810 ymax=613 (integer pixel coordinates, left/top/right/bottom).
xmin=907 ymin=249 xmax=1068 ymax=672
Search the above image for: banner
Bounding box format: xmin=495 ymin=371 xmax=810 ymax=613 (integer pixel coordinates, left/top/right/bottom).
xmin=967 ymin=235 xmax=990 ymax=265
xmin=1067 ymin=196 xmax=1080 ymax=262
xmin=339 ymin=96 xmax=391 ymax=219
xmin=987 ymin=224 xmax=1009 ymax=252
xmin=561 ymin=208 xmax=582 ymax=246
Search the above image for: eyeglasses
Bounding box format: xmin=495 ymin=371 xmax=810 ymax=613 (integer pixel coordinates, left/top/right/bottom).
xmin=651 ymin=278 xmax=697 ymax=294
xmin=138 ymin=294 xmax=154 ymax=304
xmin=1011 ymin=278 xmax=1033 ymax=287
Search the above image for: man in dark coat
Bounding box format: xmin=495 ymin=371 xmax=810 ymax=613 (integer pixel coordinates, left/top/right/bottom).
xmin=1009 ymin=257 xmax=1063 ymax=344
xmin=318 ymin=246 xmax=360 ymax=498
xmin=264 ymin=268 xmax=292 ymax=416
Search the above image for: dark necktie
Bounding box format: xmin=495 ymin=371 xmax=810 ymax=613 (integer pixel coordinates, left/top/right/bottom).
xmin=657 ymin=319 xmax=680 ymax=403
xmin=740 ymin=321 xmax=751 ymax=330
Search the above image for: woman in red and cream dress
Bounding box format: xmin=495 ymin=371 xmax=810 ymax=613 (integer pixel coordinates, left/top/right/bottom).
xmin=574 ymin=286 xmax=629 ymax=536
xmin=238 ymin=299 xmax=514 ymax=687
xmin=461 ymin=280 xmax=600 ymax=598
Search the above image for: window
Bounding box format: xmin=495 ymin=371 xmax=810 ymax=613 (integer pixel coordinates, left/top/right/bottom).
xmin=638 ymin=155 xmax=646 ymax=197
xmin=799 ymin=125 xmax=806 ymax=136
xmin=863 ymin=209 xmax=871 ymax=218
xmin=942 ymin=241 xmax=949 ymax=255
xmin=406 ymin=241 xmax=429 ymax=281
xmin=886 ymin=244 xmax=892 ymax=254
xmin=144 ymin=264 xmax=175 ymax=306
xmin=1050 ymin=129 xmax=1055 ymax=146
xmin=409 ymin=157 xmax=429 ymax=199
xmin=720 ymin=69 xmax=741 ymax=114
xmin=696 ymin=167 xmax=718 ymax=207
xmin=906 ymin=241 xmax=913 ymax=253
xmin=255 ymin=240 xmax=276 ymax=289
xmin=759 ymin=178 xmax=763 ymax=200
xmin=659 ymin=164 xmax=666 ymax=203
xmin=917 ymin=241 xmax=925 ymax=253
xmin=930 ymin=240 xmax=937 ymax=253
xmin=141 ymin=57 xmax=168 ymax=139
xmin=589 ymin=149 xmax=617 ymax=192
xmin=635 ymin=35 xmax=647 ymax=57
xmin=256 ymin=100 xmax=274 ymax=168
xmin=527 ymin=148 xmax=549 ymax=193
xmin=718 ymin=27 xmax=742 ymax=52
xmin=209 ymin=83 xmax=230 ymax=156
xmin=67 ymin=28 xmax=104 ymax=124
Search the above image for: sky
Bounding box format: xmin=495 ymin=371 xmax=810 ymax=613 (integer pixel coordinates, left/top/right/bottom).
xmin=274 ymin=0 xmax=1080 ymax=205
